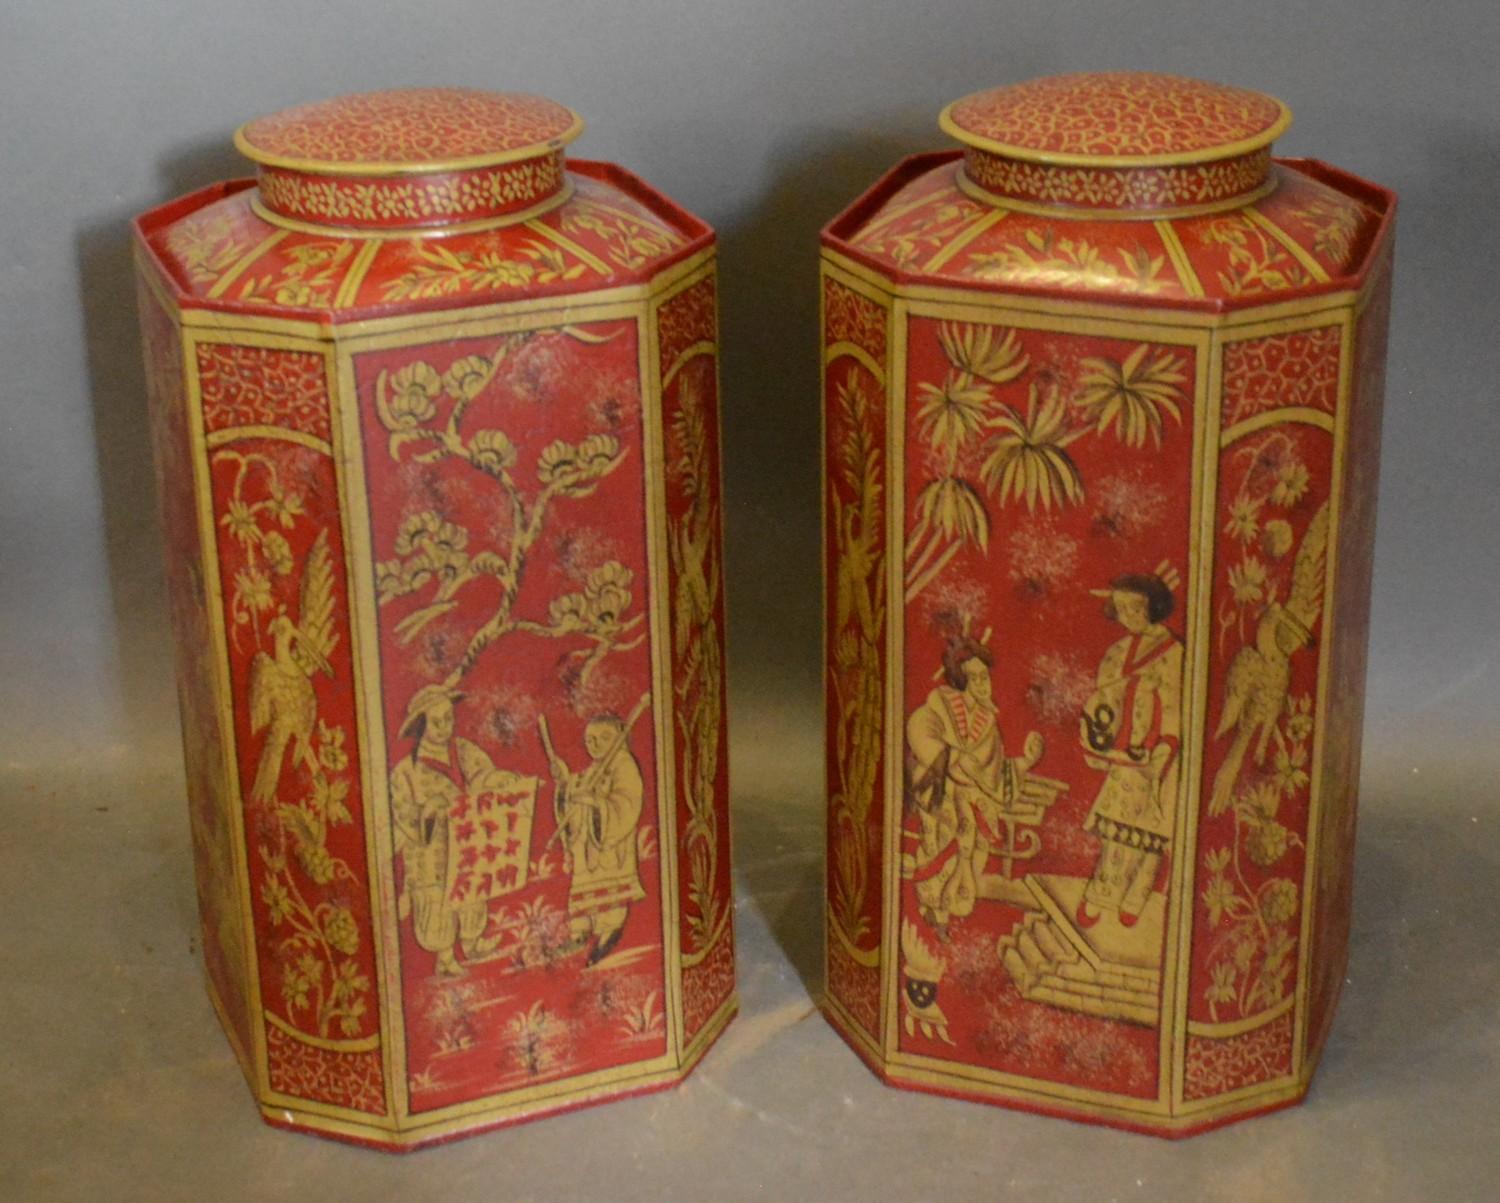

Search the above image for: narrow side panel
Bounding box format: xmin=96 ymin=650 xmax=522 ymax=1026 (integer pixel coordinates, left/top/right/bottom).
xmin=822 ymin=268 xmax=890 ymax=1048
xmin=195 ymin=337 xmax=387 ymax=1116
xmin=656 ymin=270 xmax=737 ymax=1047
xmin=1184 ymin=317 xmax=1344 ymax=1102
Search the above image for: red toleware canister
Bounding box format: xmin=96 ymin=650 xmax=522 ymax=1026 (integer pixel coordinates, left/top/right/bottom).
xmin=820 ymin=71 xmax=1394 ymax=1135
xmin=134 ymin=88 xmax=735 ymax=1148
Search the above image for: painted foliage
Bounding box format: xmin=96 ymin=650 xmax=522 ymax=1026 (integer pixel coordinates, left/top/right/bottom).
xmin=352 ymin=319 xmax=669 ymax=1113
xmin=200 ymin=341 xmax=385 ymax=1114
xmin=823 ymin=274 xmax=889 ymax=1043
xmin=896 ymin=313 xmax=1197 ymax=1099
xmin=658 ymin=275 xmax=736 ymax=1043
xmin=1184 ymin=326 xmax=1340 ymax=1097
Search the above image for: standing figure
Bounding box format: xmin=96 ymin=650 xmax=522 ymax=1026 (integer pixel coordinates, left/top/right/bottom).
xmin=543 ymin=713 xmax=647 ymax=965
xmin=1077 ymin=572 xmax=1184 ymax=930
xmin=905 ymin=636 xmax=1042 ymax=931
xmin=390 ymin=684 xmax=528 ymax=976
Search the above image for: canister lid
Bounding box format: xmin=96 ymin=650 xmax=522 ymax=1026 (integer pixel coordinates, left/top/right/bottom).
xmin=940 ymin=72 xmax=1292 ymax=218
xmin=234 ymin=89 xmax=584 ymax=234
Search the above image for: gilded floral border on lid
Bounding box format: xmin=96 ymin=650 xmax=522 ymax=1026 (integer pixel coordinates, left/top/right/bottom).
xmin=940 ymin=73 xmax=1292 ymax=168
xmin=235 ymin=89 xmax=585 ymax=177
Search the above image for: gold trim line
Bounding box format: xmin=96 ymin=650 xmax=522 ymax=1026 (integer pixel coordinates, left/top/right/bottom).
xmin=955 ymin=168 xmax=1278 ymax=222
xmin=247 ymin=181 xmax=575 ymax=241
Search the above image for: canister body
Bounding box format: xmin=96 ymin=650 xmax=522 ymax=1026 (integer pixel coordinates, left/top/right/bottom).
xmin=134 ymin=94 xmax=735 ymax=1147
xmin=821 ymin=107 xmax=1394 ymax=1133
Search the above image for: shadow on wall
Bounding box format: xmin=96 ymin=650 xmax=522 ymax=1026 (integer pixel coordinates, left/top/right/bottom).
xmin=72 ymin=139 xmax=245 ymax=764
xmin=713 ymin=127 xmax=922 ymax=996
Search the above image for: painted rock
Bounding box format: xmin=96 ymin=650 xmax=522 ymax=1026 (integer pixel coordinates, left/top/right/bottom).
xmin=820 ymin=71 xmax=1394 ymax=1135
xmin=134 ymin=88 xmax=735 ymax=1148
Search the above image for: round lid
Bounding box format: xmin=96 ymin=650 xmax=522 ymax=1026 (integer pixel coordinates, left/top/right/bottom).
xmin=940 ymin=72 xmax=1290 ymax=168
xmin=232 ymin=89 xmax=584 ymax=234
xmin=235 ymin=88 xmax=583 ymax=176
xmin=939 ymin=73 xmax=1291 ymax=218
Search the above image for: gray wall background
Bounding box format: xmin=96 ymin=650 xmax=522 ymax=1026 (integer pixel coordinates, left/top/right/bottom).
xmin=2 ymin=0 xmax=1496 ymax=773
xmin=2 ymin=1 xmax=1497 ymax=1196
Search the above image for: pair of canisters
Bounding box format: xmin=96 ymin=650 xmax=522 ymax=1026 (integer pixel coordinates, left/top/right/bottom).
xmin=135 ymin=73 xmax=1395 ymax=1146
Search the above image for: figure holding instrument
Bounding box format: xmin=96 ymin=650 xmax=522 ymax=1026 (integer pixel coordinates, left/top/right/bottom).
xmin=538 ymin=694 xmax=651 ymax=965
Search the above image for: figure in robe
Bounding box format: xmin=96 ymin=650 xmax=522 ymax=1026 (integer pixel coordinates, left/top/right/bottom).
xmin=546 ymin=714 xmax=647 ymax=965
xmin=390 ymin=684 xmax=533 ymax=976
xmin=1076 ymin=572 xmax=1184 ymax=931
xmin=905 ymin=636 xmax=1043 ymax=931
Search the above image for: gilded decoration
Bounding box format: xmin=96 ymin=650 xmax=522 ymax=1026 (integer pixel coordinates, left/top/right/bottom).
xmin=198 ymin=344 xmax=331 ymax=441
xmin=236 ymin=240 xmax=354 ymax=309
xmin=379 ymin=236 xmax=592 ymax=303
xmin=238 ymin=89 xmax=581 ymax=168
xmin=824 ymin=276 xmax=888 ymax=360
xmin=265 ymin=1021 xmax=386 ymax=1114
xmin=257 ymin=155 xmax=564 ymax=228
xmin=164 ymin=209 xmax=259 ymax=288
xmin=562 ymin=197 xmax=685 ymax=270
xmin=944 ymin=73 xmax=1288 ymax=161
xmin=1183 ymin=1010 xmax=1294 ymax=1099
xmin=828 ymin=371 xmax=885 ymax=944
xmin=1222 ymin=327 xmax=1341 ymax=427
xmin=964 ymin=147 xmax=1270 ymax=212
xmin=964 ymin=225 xmax=1171 ymax=294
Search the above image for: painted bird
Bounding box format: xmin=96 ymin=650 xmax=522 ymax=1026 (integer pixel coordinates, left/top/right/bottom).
xmin=249 ymin=528 xmax=338 ymax=805
xmin=1208 ymin=502 xmax=1329 ymax=816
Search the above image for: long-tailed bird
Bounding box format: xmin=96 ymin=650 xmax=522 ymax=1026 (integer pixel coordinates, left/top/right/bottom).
xmin=1208 ymin=502 xmax=1329 ymax=816
xmin=249 ymin=528 xmax=338 ymax=805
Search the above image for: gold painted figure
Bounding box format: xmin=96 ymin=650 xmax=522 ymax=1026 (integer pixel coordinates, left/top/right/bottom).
xmin=541 ymin=703 xmax=648 ymax=965
xmin=391 ymin=685 xmax=532 ymax=976
xmin=1077 ymin=570 xmax=1184 ymax=931
xmin=905 ymin=636 xmax=1044 ymax=931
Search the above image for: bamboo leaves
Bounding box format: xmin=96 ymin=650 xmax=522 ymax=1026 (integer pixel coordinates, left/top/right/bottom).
xmin=903 ymin=320 xmax=1188 ymax=601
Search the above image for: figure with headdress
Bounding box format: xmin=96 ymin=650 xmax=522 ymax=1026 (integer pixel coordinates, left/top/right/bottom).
xmin=538 ymin=697 xmax=650 ymax=965
xmin=390 ymin=684 xmax=536 ymax=976
xmin=1076 ymin=565 xmax=1185 ymax=931
xmin=904 ymin=635 xmax=1044 ymax=931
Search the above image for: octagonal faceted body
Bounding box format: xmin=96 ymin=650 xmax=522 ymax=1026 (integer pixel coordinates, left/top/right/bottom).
xmin=820 ymin=73 xmax=1395 ymax=1136
xmin=134 ymin=90 xmax=735 ymax=1149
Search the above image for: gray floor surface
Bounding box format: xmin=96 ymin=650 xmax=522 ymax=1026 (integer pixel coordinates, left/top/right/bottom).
xmin=1 ymin=697 xmax=1494 ymax=1200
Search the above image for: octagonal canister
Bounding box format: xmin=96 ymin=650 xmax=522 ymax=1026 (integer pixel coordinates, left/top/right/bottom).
xmin=820 ymin=72 xmax=1395 ymax=1135
xmin=133 ymin=89 xmax=735 ymax=1148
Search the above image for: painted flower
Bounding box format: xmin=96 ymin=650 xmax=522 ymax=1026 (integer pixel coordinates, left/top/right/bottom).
xmin=1271 ymin=461 xmax=1310 ymax=507
xmin=387 ymin=362 xmax=442 ymax=427
xmin=261 ymin=530 xmax=294 ymax=576
xmin=296 ymin=841 xmax=337 ymax=885
xmin=1228 ymin=556 xmax=1268 ymax=605
xmin=1285 ymin=694 xmax=1315 ymax=743
xmin=469 ymin=429 xmax=517 ymax=476
xmin=394 ymin=510 xmax=468 ymax=558
xmin=1224 ymin=494 xmax=1261 ymax=543
xmin=234 ymin=567 xmax=274 ymax=613
xmin=548 ymin=591 xmax=590 ymax=630
xmin=261 ymin=878 xmax=293 ymax=926
xmin=536 ymin=434 xmax=621 ymax=486
xmin=1273 ymin=743 xmax=1311 ymax=797
xmin=323 ymin=906 xmax=360 ymax=956
xmin=317 ymin=720 xmax=348 ymax=773
xmin=1259 ymin=878 xmax=1300 ymax=926
xmin=584 ymin=561 xmax=634 ymax=625
xmin=1262 ymin=518 xmax=1295 ymax=558
xmin=1206 ymin=960 xmax=1238 ymax=1006
xmin=443 ymin=354 xmax=493 ymax=401
xmin=1201 ymin=871 xmax=1236 ymax=925
xmin=1246 ymin=819 xmax=1291 ymax=867
xmin=221 ymin=499 xmax=259 ymax=546
xmin=268 ymin=489 xmax=305 ymax=529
